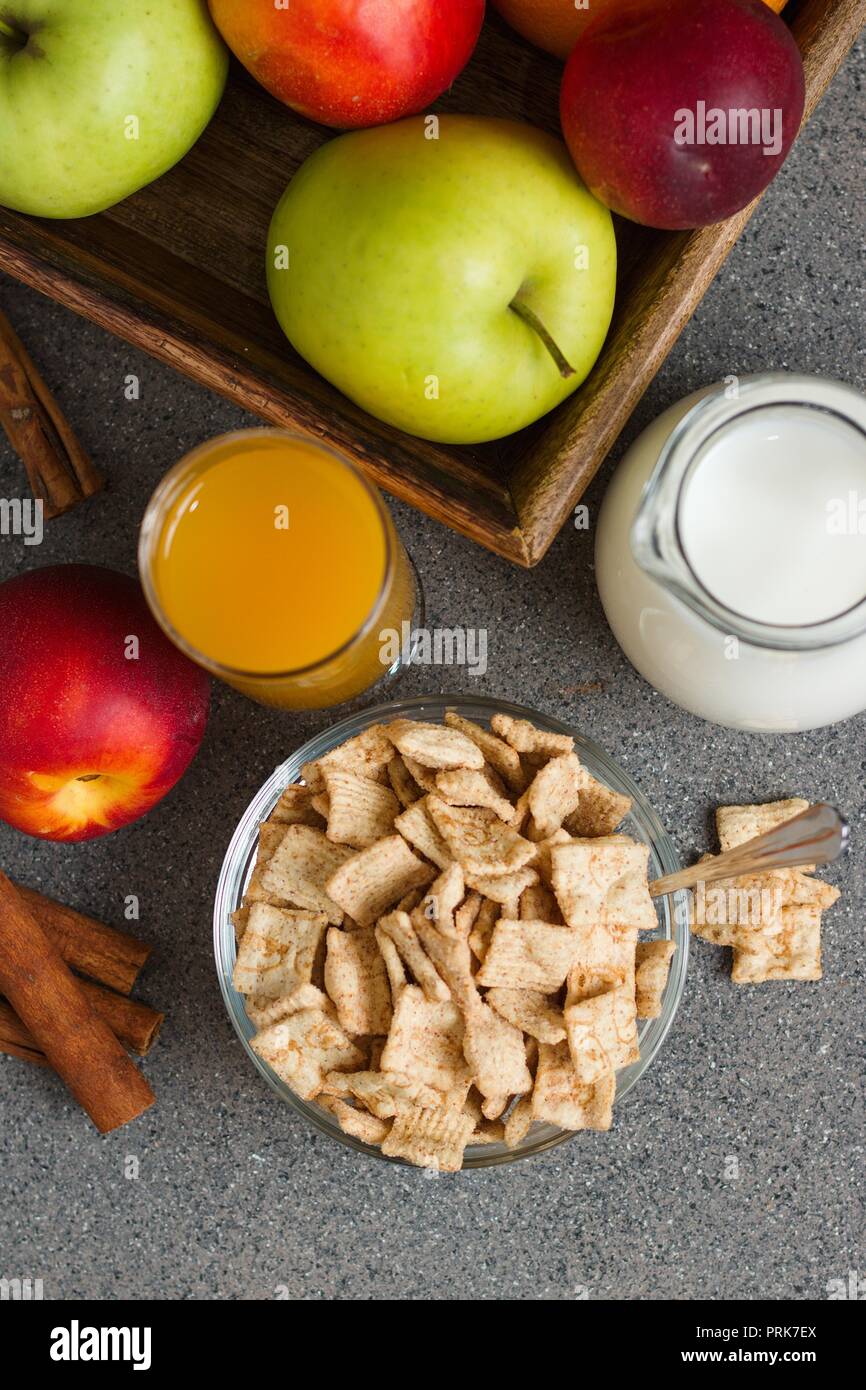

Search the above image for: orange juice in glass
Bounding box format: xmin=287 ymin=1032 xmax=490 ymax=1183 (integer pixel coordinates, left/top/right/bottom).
xmin=138 ymin=430 xmax=420 ymax=709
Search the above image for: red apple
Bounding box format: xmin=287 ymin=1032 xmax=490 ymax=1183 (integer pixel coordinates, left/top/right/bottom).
xmin=207 ymin=0 xmax=485 ymax=129
xmin=0 ymin=565 xmax=210 ymax=842
xmin=560 ymin=0 xmax=805 ymax=229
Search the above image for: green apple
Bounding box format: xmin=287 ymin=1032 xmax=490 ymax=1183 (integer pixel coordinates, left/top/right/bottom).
xmin=0 ymin=0 xmax=227 ymax=219
xmin=267 ymin=116 xmax=617 ymax=445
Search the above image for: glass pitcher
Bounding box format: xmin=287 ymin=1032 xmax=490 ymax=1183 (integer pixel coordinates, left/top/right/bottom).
xmin=595 ymin=374 xmax=866 ymax=732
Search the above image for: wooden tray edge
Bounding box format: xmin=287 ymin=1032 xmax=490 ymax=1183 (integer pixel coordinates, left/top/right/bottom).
xmin=0 ymin=233 xmax=532 ymax=566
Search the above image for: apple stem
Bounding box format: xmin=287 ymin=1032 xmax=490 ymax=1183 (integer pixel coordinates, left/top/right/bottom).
xmin=0 ymin=18 xmax=18 ymax=39
xmin=510 ymin=299 xmax=576 ymax=380
xmin=77 ymin=774 xmax=101 ymax=783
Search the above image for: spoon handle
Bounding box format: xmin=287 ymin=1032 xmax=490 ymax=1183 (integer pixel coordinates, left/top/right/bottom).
xmin=649 ymin=803 xmax=848 ymax=899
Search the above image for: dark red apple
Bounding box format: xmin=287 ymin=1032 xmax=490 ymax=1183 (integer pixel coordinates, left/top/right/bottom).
xmin=560 ymin=0 xmax=805 ymax=229
xmin=0 ymin=565 xmax=210 ymax=842
xmin=207 ymin=0 xmax=486 ymax=129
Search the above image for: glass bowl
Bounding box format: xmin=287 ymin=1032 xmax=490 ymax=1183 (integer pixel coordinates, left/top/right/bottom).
xmin=214 ymin=695 xmax=689 ymax=1168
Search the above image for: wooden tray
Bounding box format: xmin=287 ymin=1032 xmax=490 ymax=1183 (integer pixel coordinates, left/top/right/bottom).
xmin=0 ymin=0 xmax=861 ymax=566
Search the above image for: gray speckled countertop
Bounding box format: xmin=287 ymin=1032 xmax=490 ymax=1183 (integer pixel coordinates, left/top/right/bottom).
xmin=1 ymin=38 xmax=864 ymax=1302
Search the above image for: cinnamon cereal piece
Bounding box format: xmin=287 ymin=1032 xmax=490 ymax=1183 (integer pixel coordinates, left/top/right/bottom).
xmin=381 ymin=1103 xmax=475 ymax=1172
xmin=462 ymin=997 xmax=532 ymax=1100
xmin=520 ymin=883 xmax=562 ymax=923
xmin=317 ymin=1095 xmax=391 ymax=1146
xmin=563 ymin=773 xmax=632 ymax=838
xmin=386 ymin=719 xmax=484 ymax=771
xmin=375 ymin=926 xmax=408 ymax=1004
xmin=716 ymin=798 xmax=810 ymax=854
xmin=251 ymin=1009 xmax=364 ymax=1100
xmin=322 ymin=769 xmax=399 ymax=849
xmin=531 ymin=1041 xmax=615 ymax=1131
xmin=380 ymin=986 xmax=470 ymax=1094
xmin=326 ymin=835 xmax=435 ymax=928
xmin=526 ymin=753 xmax=585 ymax=840
xmin=269 ymin=785 xmax=327 ymax=829
xmin=324 ymin=927 xmax=392 ymax=1035
xmin=464 ymin=866 xmax=539 ymax=904
xmin=564 ymin=967 xmax=638 ymax=1082
xmin=244 ymin=821 xmax=294 ymax=906
xmin=435 ymin=766 xmax=518 ymax=826
xmin=468 ymin=897 xmax=499 ymax=965
xmin=260 ymin=826 xmax=353 ymax=925
xmin=551 ymin=837 xmax=657 ymax=932
xmin=635 ymin=940 xmax=676 ymax=1018
xmin=476 ymin=920 xmax=578 ymax=993
xmin=490 ymin=713 xmax=574 ymax=762
xmin=232 ymin=906 xmax=251 ymax=943
xmin=731 ymin=903 xmax=823 ymax=983
xmin=455 ymin=891 xmax=483 ymax=939
xmin=232 ymin=903 xmax=327 ymax=999
xmin=394 ymin=798 xmax=453 ymax=870
xmin=321 ymin=1069 xmax=442 ymax=1118
xmin=486 ymin=987 xmax=566 ymax=1044
xmin=245 ymin=983 xmax=333 ymax=1031
xmin=427 ymin=797 xmax=535 ymax=876
xmin=443 ymin=711 xmax=525 ymax=791
xmin=302 ymin=725 xmax=395 ymax=793
xmin=377 ymin=911 xmax=450 ymax=1003
xmin=387 ymin=755 xmax=423 ymax=809
xmin=504 ymin=1095 xmax=534 ymax=1148
xmin=401 ymin=755 xmax=439 ymax=793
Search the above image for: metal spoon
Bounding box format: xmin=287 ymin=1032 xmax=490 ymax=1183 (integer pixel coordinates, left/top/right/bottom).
xmin=649 ymin=803 xmax=849 ymax=899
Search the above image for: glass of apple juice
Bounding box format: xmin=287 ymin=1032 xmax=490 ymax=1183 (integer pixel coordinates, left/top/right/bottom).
xmin=138 ymin=429 xmax=421 ymax=710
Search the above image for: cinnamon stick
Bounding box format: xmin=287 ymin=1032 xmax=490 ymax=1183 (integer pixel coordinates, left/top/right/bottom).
xmin=0 ymin=872 xmax=155 ymax=1132
xmin=0 ymin=981 xmax=164 ymax=1060
xmin=0 ymin=307 xmax=103 ymax=518
xmin=10 ymin=882 xmax=151 ymax=995
xmin=80 ymin=981 xmax=164 ymax=1054
xmin=0 ymin=1003 xmax=50 ymax=1067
